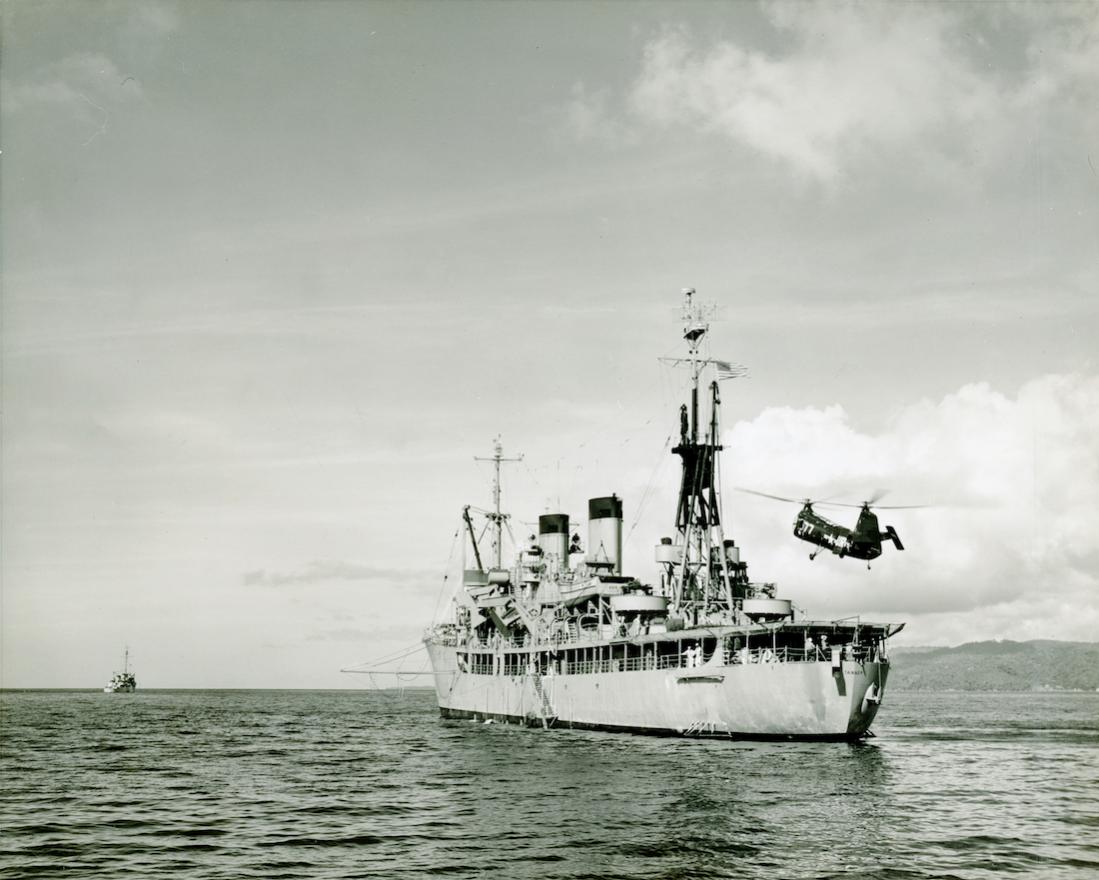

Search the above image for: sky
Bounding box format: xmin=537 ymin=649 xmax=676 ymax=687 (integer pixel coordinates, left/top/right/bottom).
xmin=2 ymin=1 xmax=1096 ymax=688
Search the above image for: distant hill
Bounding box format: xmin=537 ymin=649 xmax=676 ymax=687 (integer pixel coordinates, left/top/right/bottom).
xmin=890 ymin=640 xmax=1099 ymax=692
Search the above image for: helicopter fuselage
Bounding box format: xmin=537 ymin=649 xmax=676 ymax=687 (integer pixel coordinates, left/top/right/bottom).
xmin=793 ymin=504 xmax=896 ymax=561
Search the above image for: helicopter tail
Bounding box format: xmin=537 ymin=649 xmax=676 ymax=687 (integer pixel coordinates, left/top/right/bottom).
xmin=883 ymin=526 xmax=904 ymax=551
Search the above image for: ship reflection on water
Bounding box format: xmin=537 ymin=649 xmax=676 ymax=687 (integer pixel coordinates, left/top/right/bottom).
xmin=447 ymin=722 xmax=897 ymax=876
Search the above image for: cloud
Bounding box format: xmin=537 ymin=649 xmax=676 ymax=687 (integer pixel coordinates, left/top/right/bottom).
xmin=622 ymin=4 xmax=1099 ymax=181
xmin=305 ymin=626 xmax=375 ymax=643
xmin=724 ymin=373 xmax=1099 ymax=641
xmin=629 ymin=10 xmax=988 ymax=181
xmin=1 ymin=3 xmax=179 ymax=121
xmin=560 ymin=82 xmax=634 ymax=146
xmin=1010 ymin=5 xmax=1099 ymax=110
xmin=3 ymin=53 xmax=144 ymax=115
xmin=125 ymin=2 xmax=179 ymax=41
xmin=1 ymin=51 xmax=147 ymax=146
xmin=243 ymin=560 xmax=437 ymax=588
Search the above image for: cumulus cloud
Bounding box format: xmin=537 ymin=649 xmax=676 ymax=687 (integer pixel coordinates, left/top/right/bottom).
xmin=724 ymin=374 xmax=1099 ymax=642
xmin=616 ymin=4 xmax=1099 ymax=181
xmin=630 ymin=9 xmax=994 ymax=181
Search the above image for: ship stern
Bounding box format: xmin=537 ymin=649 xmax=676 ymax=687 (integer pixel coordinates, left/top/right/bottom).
xmin=844 ymin=660 xmax=890 ymax=739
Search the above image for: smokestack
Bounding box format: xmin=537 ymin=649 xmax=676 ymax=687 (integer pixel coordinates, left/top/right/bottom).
xmin=538 ymin=513 xmax=570 ymax=571
xmin=586 ymin=495 xmax=623 ymax=574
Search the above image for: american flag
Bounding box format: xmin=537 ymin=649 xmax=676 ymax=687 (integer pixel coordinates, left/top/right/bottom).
xmin=714 ymin=360 xmax=749 ymax=381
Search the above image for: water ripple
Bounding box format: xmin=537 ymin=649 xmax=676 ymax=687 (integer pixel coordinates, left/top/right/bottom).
xmin=1 ymin=689 xmax=1096 ymax=879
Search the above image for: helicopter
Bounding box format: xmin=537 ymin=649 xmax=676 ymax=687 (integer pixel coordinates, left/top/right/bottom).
xmin=738 ymin=488 xmax=921 ymax=567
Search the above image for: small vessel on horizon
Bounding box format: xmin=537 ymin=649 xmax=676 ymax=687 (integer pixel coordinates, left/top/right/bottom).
xmin=423 ymin=287 xmax=904 ymax=740
xmin=103 ymin=647 xmax=137 ymax=693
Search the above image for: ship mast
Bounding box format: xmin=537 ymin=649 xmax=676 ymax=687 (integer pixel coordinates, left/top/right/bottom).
xmin=475 ymin=437 xmax=523 ymax=569
xmin=660 ymin=288 xmax=739 ymax=623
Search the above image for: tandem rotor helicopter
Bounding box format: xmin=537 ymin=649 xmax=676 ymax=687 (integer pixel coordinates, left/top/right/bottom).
xmin=738 ymin=488 xmax=924 ymax=568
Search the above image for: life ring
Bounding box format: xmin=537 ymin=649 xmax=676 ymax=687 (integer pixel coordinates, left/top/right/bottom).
xmin=761 ymin=648 xmax=775 ymax=664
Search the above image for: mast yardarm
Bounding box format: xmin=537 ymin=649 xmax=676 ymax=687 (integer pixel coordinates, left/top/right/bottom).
xmin=475 ymin=437 xmax=522 ymax=569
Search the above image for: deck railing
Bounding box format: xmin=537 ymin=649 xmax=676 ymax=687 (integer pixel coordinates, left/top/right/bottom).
xmin=443 ymin=630 xmax=883 ymax=659
xmin=458 ymin=642 xmax=880 ymax=677
xmin=553 ymin=644 xmax=881 ymax=675
xmin=445 ymin=626 xmax=883 ymax=675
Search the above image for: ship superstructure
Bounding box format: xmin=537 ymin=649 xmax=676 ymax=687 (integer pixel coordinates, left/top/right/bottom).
xmin=103 ymin=646 xmax=137 ymax=693
xmin=424 ymin=289 xmax=903 ymax=739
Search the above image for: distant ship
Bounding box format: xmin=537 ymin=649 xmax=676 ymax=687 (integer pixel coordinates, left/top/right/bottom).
xmin=103 ymin=647 xmax=137 ymax=693
xmin=423 ymin=288 xmax=904 ymax=739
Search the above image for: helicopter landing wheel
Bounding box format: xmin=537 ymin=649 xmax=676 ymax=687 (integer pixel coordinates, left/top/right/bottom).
xmin=809 ymin=551 xmax=818 ymax=561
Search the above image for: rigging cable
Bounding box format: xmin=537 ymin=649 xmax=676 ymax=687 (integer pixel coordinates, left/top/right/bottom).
xmin=341 ymin=642 xmax=426 ymax=673
xmin=431 ymin=522 xmax=463 ymax=624
xmin=625 ymin=434 xmax=673 ymax=546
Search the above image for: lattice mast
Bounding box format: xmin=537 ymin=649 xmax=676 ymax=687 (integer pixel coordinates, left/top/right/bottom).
xmin=664 ymin=289 xmax=736 ymax=621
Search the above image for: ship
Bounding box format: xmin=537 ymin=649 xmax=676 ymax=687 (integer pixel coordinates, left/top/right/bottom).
xmin=103 ymin=646 xmax=137 ymax=693
xmin=423 ymin=288 xmax=904 ymax=739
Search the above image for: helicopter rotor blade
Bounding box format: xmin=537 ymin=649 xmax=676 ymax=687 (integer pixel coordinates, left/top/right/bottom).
xmin=810 ymin=502 xmax=856 ymax=510
xmin=735 ymin=487 xmax=925 ymax=509
xmin=867 ymin=488 xmax=889 ymax=506
xmin=735 ymin=487 xmax=806 ymax=504
xmin=824 ymin=500 xmax=928 ymax=510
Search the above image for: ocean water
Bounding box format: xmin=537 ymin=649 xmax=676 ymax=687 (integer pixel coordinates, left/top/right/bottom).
xmin=1 ymin=689 xmax=1096 ymax=880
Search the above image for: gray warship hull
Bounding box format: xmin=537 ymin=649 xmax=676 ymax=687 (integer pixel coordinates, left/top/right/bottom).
xmin=426 ymin=631 xmax=889 ymax=740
